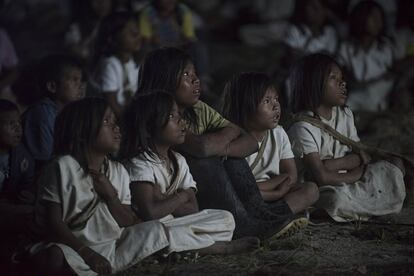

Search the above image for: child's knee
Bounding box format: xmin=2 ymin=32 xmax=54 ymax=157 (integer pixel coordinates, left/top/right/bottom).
xmin=304 ymin=181 xmax=320 ymax=203
xmin=387 ymin=157 xmax=405 ymax=176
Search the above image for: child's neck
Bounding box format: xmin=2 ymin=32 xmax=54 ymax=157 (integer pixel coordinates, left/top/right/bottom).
xmin=154 ymin=143 xmax=170 ymax=161
xmin=248 ymin=129 xmax=268 ymax=144
xmin=86 ymin=150 xmax=106 ymax=171
xmin=316 ymin=105 xmax=333 ymax=120
xmin=116 ymin=52 xmax=133 ymax=63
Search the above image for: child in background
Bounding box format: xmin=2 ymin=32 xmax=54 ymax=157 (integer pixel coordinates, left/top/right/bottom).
xmin=92 ymin=11 xmax=141 ymax=118
xmin=136 ymin=47 xmax=303 ymax=241
xmin=121 ymin=91 xmax=260 ymax=255
xmin=30 ymin=97 xmax=171 ymax=275
xmin=287 ymin=53 xmax=406 ymax=222
xmin=338 ymin=0 xmax=395 ymax=111
xmin=139 ymin=0 xmax=211 ymax=93
xmin=283 ymin=0 xmax=338 ymax=57
xmin=0 ymin=100 xmax=34 ymax=273
xmin=222 ymin=72 xmax=318 ymax=214
xmin=23 ymin=54 xmax=83 ymax=170
xmin=140 ymin=0 xmax=196 ymax=48
xmin=64 ymin=0 xmax=112 ymax=68
xmin=390 ymin=0 xmax=414 ymax=109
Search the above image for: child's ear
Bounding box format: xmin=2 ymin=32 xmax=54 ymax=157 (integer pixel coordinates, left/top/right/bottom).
xmin=46 ymin=80 xmax=57 ymax=94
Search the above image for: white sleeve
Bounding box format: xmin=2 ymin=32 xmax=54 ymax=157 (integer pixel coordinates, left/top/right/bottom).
xmin=283 ymin=24 xmax=301 ymax=49
xmin=98 ymin=59 xmax=120 ymax=93
xmin=125 ymin=158 xmax=156 ymax=184
xmin=279 ymin=128 xmax=295 ymax=160
xmin=115 ymin=163 xmax=132 ymax=205
xmin=288 ymin=123 xmax=321 ymax=158
xmin=345 ymin=108 xmax=360 ymax=142
xmin=176 ymin=154 xmax=197 ymax=192
xmin=39 ymin=161 xmax=62 ymax=204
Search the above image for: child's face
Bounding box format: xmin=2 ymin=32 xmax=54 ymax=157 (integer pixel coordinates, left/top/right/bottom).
xmin=93 ymin=108 xmax=121 ymax=154
xmin=0 ymin=110 xmax=22 ymax=149
xmin=156 ymin=102 xmax=186 ymax=147
xmin=116 ymin=19 xmax=141 ymax=54
xmin=175 ymin=62 xmax=200 ymax=108
xmin=53 ymin=66 xmax=83 ymax=104
xmin=365 ymin=7 xmax=383 ymax=37
xmin=323 ymin=64 xmax=347 ymax=107
xmin=247 ymin=87 xmax=281 ymax=131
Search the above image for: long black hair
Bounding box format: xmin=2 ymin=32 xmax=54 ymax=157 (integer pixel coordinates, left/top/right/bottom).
xmin=120 ymin=91 xmax=175 ymax=160
xmin=288 ymin=53 xmax=340 ymax=114
xmin=222 ymin=72 xmax=273 ymax=129
xmin=54 ymin=97 xmax=109 ymax=174
xmin=136 ymin=47 xmax=198 ymax=128
xmin=348 ymin=0 xmax=387 ymax=49
xmin=94 ymin=11 xmax=138 ymax=63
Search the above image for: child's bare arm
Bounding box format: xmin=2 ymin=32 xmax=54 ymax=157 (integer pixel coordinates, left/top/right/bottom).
xmin=226 ymin=131 xmax=259 ymax=158
xmin=303 ymin=152 xmax=364 ymax=186
xmin=322 ymin=153 xmax=361 ymax=171
xmin=172 ymin=188 xmax=199 ymax=217
xmin=180 ymin=123 xmax=242 ymax=158
xmin=46 ymin=201 xmax=112 ymax=274
xmin=257 ymin=175 xmax=292 ymax=201
xmin=279 ymin=158 xmax=298 ymax=184
xmin=89 ymin=170 xmax=137 ymax=227
xmin=130 ymin=181 xmax=190 ymax=220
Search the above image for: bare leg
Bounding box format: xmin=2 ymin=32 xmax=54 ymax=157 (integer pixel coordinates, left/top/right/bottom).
xmin=284 ymin=182 xmax=319 ymax=214
xmin=197 ymin=237 xmax=260 ymax=255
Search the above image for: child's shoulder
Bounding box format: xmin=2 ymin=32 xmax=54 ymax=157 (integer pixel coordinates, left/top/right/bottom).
xmin=271 ymin=125 xmax=289 ymax=138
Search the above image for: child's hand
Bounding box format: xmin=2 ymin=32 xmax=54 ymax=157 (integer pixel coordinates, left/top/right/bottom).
xmin=89 ymin=170 xmax=118 ymax=202
xmin=79 ymin=247 xmax=112 ymax=274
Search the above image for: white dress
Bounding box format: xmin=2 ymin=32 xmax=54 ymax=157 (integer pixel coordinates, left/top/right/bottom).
xmin=31 ymin=156 xmax=169 ymax=276
xmin=338 ymin=40 xmax=394 ymax=111
xmin=283 ymin=24 xmax=338 ymax=55
xmin=124 ymin=150 xmax=235 ymax=253
xmin=246 ymin=126 xmax=294 ymax=182
xmin=288 ymin=107 xmax=405 ymax=222
xmin=93 ymin=56 xmax=139 ymax=106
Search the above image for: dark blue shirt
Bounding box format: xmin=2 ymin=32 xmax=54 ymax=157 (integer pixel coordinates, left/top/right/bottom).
xmin=23 ymin=97 xmax=57 ymax=161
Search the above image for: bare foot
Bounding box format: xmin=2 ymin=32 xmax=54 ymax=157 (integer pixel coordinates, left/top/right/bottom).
xmin=198 ymin=237 xmax=260 ymax=255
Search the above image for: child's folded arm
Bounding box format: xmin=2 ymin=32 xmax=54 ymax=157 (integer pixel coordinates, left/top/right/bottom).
xmin=130 ymin=181 xmax=189 ymax=221
xmin=304 ymin=152 xmax=364 ymax=186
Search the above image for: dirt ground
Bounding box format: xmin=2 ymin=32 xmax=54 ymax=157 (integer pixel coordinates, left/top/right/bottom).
xmin=117 ymin=215 xmax=414 ymax=276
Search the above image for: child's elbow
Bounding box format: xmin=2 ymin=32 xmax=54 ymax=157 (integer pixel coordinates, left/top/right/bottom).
xmin=313 ymin=171 xmax=331 ymax=187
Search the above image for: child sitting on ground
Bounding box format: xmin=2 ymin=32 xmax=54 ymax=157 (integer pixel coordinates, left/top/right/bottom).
xmin=222 ymin=72 xmax=319 ymax=216
xmin=121 ymin=91 xmax=260 ymax=255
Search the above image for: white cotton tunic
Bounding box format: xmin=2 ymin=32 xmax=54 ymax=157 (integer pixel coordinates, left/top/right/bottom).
xmin=283 ymin=24 xmax=338 ymax=54
xmin=32 ymin=155 xmax=169 ymax=276
xmin=124 ymin=151 xmax=235 ymax=253
xmin=338 ymin=40 xmax=395 ymax=111
xmin=246 ymin=126 xmax=295 ymax=182
xmin=94 ymin=56 xmax=139 ymax=106
xmin=288 ymin=107 xmax=405 ymax=222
